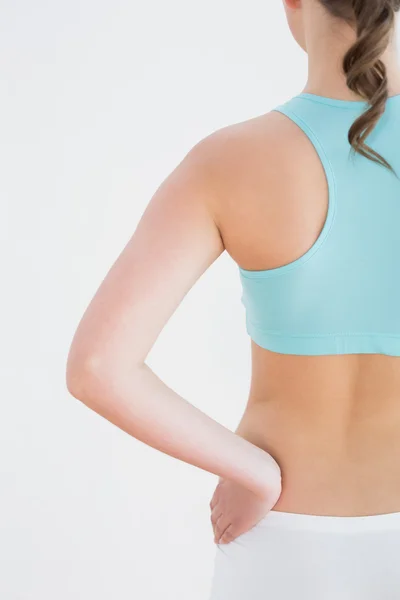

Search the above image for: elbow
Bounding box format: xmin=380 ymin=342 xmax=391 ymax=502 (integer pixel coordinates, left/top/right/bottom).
xmin=65 ymin=335 xmax=119 ymax=403
xmin=66 ymin=350 xmax=105 ymax=402
xmin=66 ymin=344 xmax=143 ymax=403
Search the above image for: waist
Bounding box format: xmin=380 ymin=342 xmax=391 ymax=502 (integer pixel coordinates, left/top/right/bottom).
xmin=236 ymin=398 xmax=400 ymax=516
xmin=259 ymin=509 xmax=400 ymax=532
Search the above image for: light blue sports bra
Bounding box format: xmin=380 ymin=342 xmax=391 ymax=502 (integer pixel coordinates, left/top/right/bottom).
xmin=239 ymin=92 xmax=400 ymax=356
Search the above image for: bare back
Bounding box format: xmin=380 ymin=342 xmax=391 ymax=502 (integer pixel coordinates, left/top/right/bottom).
xmin=210 ymin=109 xmax=400 ymax=516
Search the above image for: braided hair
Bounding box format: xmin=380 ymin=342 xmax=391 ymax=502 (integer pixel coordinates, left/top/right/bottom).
xmin=320 ymin=0 xmax=400 ymax=172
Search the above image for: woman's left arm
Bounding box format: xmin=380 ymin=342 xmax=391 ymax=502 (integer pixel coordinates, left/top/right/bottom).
xmin=66 ymin=133 xmax=282 ymax=509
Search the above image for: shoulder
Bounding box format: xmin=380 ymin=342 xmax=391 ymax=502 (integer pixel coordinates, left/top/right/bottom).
xmin=183 ymin=108 xmax=329 ymax=267
xmin=186 ymin=109 xmax=316 ymax=195
xmin=170 ymin=108 xmax=326 ymax=246
xmin=189 ymin=110 xmax=296 ymax=167
xmin=161 ymin=112 xmax=293 ymax=223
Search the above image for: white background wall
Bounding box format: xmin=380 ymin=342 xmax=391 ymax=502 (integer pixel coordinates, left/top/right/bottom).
xmin=1 ymin=2 xmax=306 ymax=598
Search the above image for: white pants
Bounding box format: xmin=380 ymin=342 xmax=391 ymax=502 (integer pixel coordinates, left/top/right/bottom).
xmin=208 ymin=509 xmax=400 ymax=599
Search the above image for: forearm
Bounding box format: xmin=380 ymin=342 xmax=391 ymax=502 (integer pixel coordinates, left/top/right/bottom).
xmin=69 ymin=362 xmax=281 ymax=498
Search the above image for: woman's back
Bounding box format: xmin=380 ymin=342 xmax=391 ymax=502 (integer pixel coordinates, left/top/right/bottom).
xmin=67 ymin=2 xmax=400 ymax=598
xmin=209 ymin=92 xmax=400 ymax=516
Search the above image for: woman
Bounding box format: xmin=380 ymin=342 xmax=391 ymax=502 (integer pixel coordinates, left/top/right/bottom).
xmin=67 ymin=0 xmax=400 ymax=597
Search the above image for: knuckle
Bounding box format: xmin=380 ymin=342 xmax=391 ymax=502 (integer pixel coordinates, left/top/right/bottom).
xmin=214 ymin=521 xmax=226 ymax=539
xmin=214 ymin=512 xmax=223 ymax=525
xmin=214 ymin=522 xmax=222 ymax=535
xmin=220 ymin=529 xmax=235 ymax=544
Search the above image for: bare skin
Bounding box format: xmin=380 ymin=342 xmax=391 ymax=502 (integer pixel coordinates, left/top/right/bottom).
xmin=66 ymin=1 xmax=400 ymax=546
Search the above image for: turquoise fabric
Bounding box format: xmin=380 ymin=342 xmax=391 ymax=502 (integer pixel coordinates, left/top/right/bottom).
xmin=239 ymin=92 xmax=400 ymax=355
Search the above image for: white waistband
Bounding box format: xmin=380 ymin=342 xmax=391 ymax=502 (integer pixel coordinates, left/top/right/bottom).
xmin=256 ymin=509 xmax=400 ymax=533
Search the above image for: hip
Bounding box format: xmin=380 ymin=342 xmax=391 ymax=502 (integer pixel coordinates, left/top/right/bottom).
xmin=208 ymin=509 xmax=400 ymax=600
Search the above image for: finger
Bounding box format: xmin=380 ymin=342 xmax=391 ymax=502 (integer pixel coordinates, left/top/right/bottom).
xmin=209 ymin=494 xmax=218 ymax=511
xmin=214 ymin=517 xmax=231 ymax=544
xmin=209 ymin=485 xmax=222 ymax=510
xmin=212 ymin=512 xmax=224 ymax=539
xmin=219 ymin=524 xmax=235 ymax=545
xmin=210 ymin=506 xmax=222 ymax=526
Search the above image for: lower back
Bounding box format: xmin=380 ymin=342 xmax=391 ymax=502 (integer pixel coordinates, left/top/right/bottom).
xmin=236 ymin=344 xmax=400 ymax=516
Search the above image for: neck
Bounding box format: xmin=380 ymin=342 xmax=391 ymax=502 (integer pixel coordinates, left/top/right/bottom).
xmin=302 ymin=12 xmax=400 ymax=100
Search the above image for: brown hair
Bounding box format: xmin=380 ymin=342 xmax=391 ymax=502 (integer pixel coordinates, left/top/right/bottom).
xmin=319 ymin=0 xmax=400 ymax=172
